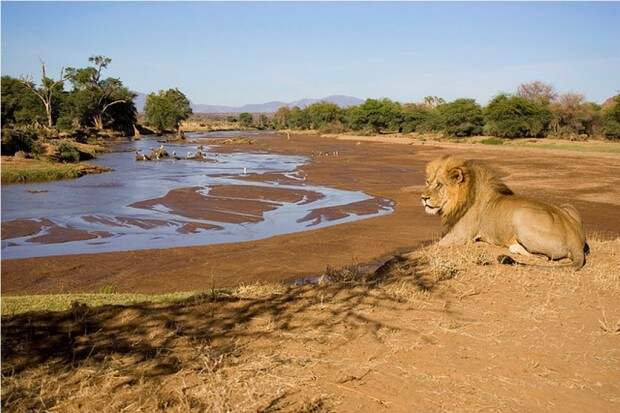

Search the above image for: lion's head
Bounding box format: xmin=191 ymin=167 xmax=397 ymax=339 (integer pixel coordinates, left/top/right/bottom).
xmin=421 ymin=156 xmax=512 ymax=228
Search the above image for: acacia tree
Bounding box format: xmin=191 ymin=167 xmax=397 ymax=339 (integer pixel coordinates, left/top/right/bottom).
xmin=65 ymin=56 xmax=129 ymax=129
xmin=144 ymin=88 xmax=192 ymax=134
xmin=17 ymin=60 xmax=67 ymax=128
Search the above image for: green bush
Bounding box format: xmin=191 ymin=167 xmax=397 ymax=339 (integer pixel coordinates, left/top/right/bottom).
xmin=602 ymin=96 xmax=620 ymax=139
xmin=56 ymin=142 xmax=81 ymax=163
xmin=480 ymin=137 xmax=505 ymax=145
xmin=238 ymin=112 xmax=253 ymax=128
xmin=401 ymin=104 xmax=434 ymax=133
xmin=484 ymin=94 xmax=551 ymax=138
xmin=305 ymin=102 xmax=344 ymax=129
xmin=319 ymin=120 xmax=347 ymax=134
xmin=1 ymin=128 xmax=44 ymax=156
xmin=347 ymin=99 xmax=403 ymax=133
xmin=288 ymin=107 xmax=311 ymax=129
xmin=436 ymin=99 xmax=484 ymax=137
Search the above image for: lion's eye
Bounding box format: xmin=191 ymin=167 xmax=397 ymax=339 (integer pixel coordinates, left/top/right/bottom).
xmin=436 ymin=182 xmax=443 ymax=189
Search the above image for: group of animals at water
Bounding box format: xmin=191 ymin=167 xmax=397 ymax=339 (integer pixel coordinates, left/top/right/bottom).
xmin=135 ymin=144 xmax=212 ymax=162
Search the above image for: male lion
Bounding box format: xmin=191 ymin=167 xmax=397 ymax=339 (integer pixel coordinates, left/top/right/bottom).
xmin=421 ymin=155 xmax=588 ymax=269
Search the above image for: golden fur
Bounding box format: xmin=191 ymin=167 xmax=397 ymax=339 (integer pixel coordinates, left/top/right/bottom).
xmin=421 ymin=155 xmax=588 ymax=268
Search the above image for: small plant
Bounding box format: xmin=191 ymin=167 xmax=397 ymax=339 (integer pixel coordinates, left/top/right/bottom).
xmin=55 ymin=142 xmax=81 ymax=163
xmin=323 ymin=263 xmax=367 ymax=283
xmin=428 ymin=256 xmax=459 ymax=281
xmin=97 ymin=283 xmax=118 ymax=294
xmin=480 ymin=137 xmax=504 ymax=145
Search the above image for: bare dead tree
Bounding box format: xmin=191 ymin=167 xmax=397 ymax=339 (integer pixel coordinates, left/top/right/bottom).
xmin=18 ymin=60 xmax=67 ymax=128
xmin=516 ymin=81 xmax=558 ymax=104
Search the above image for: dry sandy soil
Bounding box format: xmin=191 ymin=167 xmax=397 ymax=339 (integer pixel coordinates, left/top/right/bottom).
xmin=2 ymin=133 xmax=620 ymax=411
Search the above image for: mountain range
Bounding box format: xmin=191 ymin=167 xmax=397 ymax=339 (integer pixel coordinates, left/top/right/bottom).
xmin=132 ymin=93 xmax=363 ymax=114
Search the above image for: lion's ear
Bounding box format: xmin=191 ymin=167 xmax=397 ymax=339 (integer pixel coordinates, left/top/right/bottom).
xmin=448 ymin=167 xmax=465 ymax=184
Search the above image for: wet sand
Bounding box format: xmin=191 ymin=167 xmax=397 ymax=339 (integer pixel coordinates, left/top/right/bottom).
xmin=129 ymin=185 xmax=326 ymax=224
xmin=3 ymin=132 xmax=620 ymax=294
xmin=2 ymin=218 xmax=113 ymax=244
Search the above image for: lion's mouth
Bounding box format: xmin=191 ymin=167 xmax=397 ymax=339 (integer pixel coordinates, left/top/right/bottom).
xmin=422 ymin=200 xmax=443 ymax=215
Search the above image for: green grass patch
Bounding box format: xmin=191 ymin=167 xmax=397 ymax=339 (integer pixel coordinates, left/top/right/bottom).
xmin=1 ymin=291 xmax=201 ymax=316
xmin=1 ymin=157 xmax=110 ymax=184
xmin=479 ymin=137 xmax=505 ymax=145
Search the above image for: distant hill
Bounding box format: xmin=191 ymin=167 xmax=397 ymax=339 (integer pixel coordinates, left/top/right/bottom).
xmin=133 ymin=93 xmax=363 ymax=114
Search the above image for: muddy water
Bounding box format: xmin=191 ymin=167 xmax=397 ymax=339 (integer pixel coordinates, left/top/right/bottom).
xmin=1 ymin=133 xmax=393 ymax=259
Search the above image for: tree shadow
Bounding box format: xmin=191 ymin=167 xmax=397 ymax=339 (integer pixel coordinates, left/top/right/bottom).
xmin=1 ymin=252 xmax=458 ymax=398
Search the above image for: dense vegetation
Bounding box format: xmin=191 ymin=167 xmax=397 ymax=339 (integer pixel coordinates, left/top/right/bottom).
xmin=144 ymin=89 xmax=192 ymax=134
xmin=268 ymin=82 xmax=619 ymax=140
xmin=2 ymin=56 xmax=137 ymax=136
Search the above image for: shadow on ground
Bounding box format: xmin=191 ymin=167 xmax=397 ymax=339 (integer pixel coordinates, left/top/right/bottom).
xmin=1 ymin=253 xmax=455 ymax=411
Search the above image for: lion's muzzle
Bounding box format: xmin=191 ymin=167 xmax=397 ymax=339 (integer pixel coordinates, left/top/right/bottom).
xmin=421 ymin=195 xmax=442 ymax=215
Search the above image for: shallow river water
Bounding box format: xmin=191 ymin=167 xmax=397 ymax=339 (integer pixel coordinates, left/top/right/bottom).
xmin=1 ymin=132 xmax=393 ymax=259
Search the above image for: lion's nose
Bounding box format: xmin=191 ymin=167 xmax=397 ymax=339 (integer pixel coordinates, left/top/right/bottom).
xmin=421 ymin=194 xmax=430 ymax=202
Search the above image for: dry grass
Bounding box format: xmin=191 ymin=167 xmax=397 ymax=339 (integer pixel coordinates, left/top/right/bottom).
xmin=2 ymin=237 xmax=619 ymax=412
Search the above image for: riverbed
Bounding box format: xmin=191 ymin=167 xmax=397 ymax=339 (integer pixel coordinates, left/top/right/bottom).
xmin=1 ymin=132 xmax=393 ymax=259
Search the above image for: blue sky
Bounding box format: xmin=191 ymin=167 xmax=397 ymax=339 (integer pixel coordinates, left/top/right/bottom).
xmin=2 ymin=2 xmax=619 ymax=105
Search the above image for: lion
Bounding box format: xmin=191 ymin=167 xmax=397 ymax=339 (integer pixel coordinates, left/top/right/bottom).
xmin=421 ymin=155 xmax=588 ymax=269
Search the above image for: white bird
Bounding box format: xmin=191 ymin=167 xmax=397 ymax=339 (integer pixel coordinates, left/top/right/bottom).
xmin=243 ymin=167 xmax=247 ymax=174
xmin=159 ymin=144 xmax=164 ymax=150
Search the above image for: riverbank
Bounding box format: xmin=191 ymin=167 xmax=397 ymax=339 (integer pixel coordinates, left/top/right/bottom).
xmin=317 ymin=130 xmax=620 ymax=154
xmin=3 ymin=131 xmax=620 ymax=295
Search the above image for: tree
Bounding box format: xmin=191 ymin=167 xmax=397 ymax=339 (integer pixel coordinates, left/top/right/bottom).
xmin=400 ymin=103 xmax=434 ymax=133
xmin=65 ymin=56 xmax=132 ymax=129
xmin=436 ymin=99 xmax=484 ymax=137
xmin=305 ymin=102 xmax=344 ymax=129
xmin=602 ymin=95 xmax=620 ymax=139
xmin=288 ymin=106 xmax=310 ymax=129
xmin=1 ymin=76 xmax=47 ymax=126
xmin=516 ymin=81 xmax=557 ymax=105
xmin=549 ymin=93 xmax=600 ymax=137
xmin=144 ymin=88 xmax=192 ymax=133
xmin=484 ymin=94 xmax=551 ymax=138
xmin=258 ymin=114 xmax=271 ymax=129
xmin=17 ymin=61 xmax=67 ymax=128
xmin=347 ymin=99 xmax=402 ymax=133
xmin=238 ymin=112 xmax=254 ymax=128
xmin=273 ymin=106 xmax=291 ymax=129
